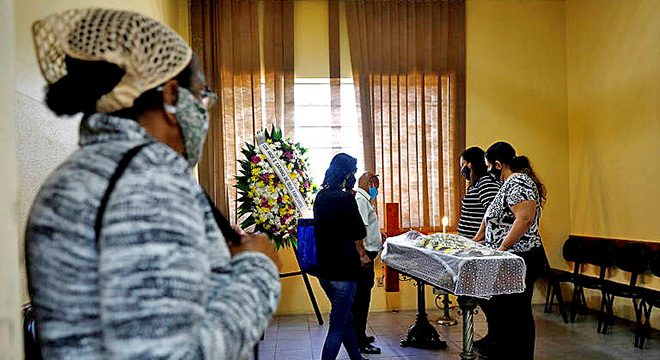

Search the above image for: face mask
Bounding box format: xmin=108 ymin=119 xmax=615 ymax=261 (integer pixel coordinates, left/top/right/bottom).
xmin=489 ymin=166 xmax=502 ymax=180
xmin=461 ymin=166 xmax=471 ymax=181
xmin=369 ymin=185 xmax=378 ymax=199
xmin=345 ymin=173 xmax=357 ymax=191
xmin=165 ymin=87 xmax=210 ymax=167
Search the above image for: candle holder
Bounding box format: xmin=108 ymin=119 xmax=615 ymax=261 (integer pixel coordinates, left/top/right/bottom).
xmin=434 ymin=289 xmax=459 ymax=326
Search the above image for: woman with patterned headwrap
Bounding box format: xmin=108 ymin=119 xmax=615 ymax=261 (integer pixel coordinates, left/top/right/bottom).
xmin=25 ymin=8 xmax=280 ymax=360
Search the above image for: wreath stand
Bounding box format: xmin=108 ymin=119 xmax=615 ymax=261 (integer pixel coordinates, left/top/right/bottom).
xmin=280 ymin=250 xmax=324 ymax=325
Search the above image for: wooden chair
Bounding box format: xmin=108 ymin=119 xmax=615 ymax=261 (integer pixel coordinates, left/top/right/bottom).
xmin=544 ymin=237 xmax=588 ymax=323
xmin=599 ymin=243 xmax=652 ymax=346
xmin=573 ymin=240 xmax=616 ymax=333
xmin=637 ymin=251 xmax=660 ymax=348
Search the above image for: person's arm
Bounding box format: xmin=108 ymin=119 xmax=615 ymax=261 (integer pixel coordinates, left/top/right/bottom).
xmin=98 ymin=172 xmax=280 ymax=360
xmin=355 ymin=195 xmax=372 ymax=265
xmin=356 ymin=240 xmax=371 ymax=266
xmin=497 ymin=176 xmax=538 ymax=251
xmin=497 ymin=200 xmax=536 ymax=251
xmin=472 ymin=218 xmax=486 ymax=243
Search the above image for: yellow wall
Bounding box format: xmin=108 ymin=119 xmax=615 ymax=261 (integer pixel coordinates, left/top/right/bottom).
xmin=566 ymin=0 xmax=660 ymax=328
xmin=466 ymin=0 xmax=570 ymax=274
xmin=14 ymin=0 xmax=189 ymax=303
xmin=294 ymin=0 xmax=353 ymax=79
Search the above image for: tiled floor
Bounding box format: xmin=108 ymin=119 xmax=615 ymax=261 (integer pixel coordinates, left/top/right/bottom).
xmin=257 ymin=305 xmax=660 ymax=359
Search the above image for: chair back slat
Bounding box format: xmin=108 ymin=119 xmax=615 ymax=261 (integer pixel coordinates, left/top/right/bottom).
xmin=615 ymin=243 xmax=651 ymax=283
xmin=650 ymin=252 xmax=660 ymax=278
xmin=563 ymin=237 xmax=588 ymax=264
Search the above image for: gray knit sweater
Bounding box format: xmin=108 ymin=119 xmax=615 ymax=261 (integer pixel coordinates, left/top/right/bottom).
xmin=25 ymin=114 xmax=281 ymax=359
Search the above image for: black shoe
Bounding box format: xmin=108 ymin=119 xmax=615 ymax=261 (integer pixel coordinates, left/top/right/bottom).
xmin=365 ymin=335 xmax=376 ymax=344
xmin=474 ymin=334 xmax=492 ymax=350
xmin=474 ymin=335 xmax=494 ymax=359
xmin=360 ymin=345 xmax=381 ymax=354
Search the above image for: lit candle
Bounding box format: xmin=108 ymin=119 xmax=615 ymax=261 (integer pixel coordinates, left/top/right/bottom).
xmin=442 ymin=216 xmax=449 ymax=233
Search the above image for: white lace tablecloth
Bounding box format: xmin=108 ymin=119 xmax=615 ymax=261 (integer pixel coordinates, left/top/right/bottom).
xmin=381 ymin=231 xmax=527 ymax=299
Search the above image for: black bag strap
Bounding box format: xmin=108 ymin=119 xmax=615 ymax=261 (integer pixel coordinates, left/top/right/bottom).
xmin=203 ymin=192 xmax=241 ymax=245
xmin=93 ymin=142 xmax=241 ymax=247
xmin=94 ymin=143 xmax=153 ymax=246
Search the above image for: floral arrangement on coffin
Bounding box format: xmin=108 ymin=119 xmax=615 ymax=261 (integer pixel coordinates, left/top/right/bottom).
xmin=413 ymin=233 xmax=497 ymax=257
xmin=235 ymin=127 xmax=317 ymax=249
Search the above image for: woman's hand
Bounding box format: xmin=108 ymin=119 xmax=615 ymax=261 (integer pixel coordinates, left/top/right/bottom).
xmin=229 ymin=232 xmax=281 ymax=270
xmin=360 ymin=254 xmax=372 ymax=267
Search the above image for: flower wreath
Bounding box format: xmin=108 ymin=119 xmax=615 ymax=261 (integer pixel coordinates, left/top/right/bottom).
xmin=235 ymin=127 xmax=317 ymax=249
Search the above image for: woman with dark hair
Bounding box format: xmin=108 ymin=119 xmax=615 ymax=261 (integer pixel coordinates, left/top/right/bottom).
xmin=314 ymin=153 xmax=367 ymax=360
xmin=25 ymin=9 xmax=280 ymax=360
xmin=457 ymin=146 xmax=501 ymax=238
xmin=472 ymin=141 xmax=548 ymax=359
xmin=457 ymin=147 xmax=501 ymax=354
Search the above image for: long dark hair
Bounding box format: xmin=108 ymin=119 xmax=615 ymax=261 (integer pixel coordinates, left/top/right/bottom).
xmin=45 ymin=55 xmax=196 ymax=118
xmin=322 ymin=153 xmax=357 ymax=191
xmin=460 ymin=147 xmax=488 ymax=184
xmin=485 ymin=142 xmax=547 ymax=206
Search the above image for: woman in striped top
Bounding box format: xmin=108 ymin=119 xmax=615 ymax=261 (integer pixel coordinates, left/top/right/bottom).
xmin=457 ymin=147 xmax=501 ymax=239
xmin=457 ymin=146 xmax=501 ymax=356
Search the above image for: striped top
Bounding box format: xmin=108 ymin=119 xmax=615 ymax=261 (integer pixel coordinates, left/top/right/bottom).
xmin=457 ymin=175 xmax=502 ymax=238
xmin=25 ymin=114 xmax=281 ymax=360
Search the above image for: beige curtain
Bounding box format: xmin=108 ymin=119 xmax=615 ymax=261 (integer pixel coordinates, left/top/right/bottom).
xmin=190 ymin=0 xmax=294 ymax=222
xmin=264 ymin=0 xmax=295 ymax=138
xmin=346 ymin=0 xmax=466 ymax=231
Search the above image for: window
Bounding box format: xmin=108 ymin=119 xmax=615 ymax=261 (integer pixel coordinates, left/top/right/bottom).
xmin=292 ymin=78 xmax=364 ymax=186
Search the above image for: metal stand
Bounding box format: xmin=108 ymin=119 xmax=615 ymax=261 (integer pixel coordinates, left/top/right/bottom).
xmin=435 ymin=290 xmax=458 ymax=326
xmin=280 ymin=252 xmax=323 ymax=325
xmin=457 ymin=296 xmax=478 ymax=360
xmin=400 ymin=281 xmax=448 ymax=350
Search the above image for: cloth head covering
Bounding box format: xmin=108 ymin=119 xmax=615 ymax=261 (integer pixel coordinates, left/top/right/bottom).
xmin=322 ymin=153 xmax=358 ymax=189
xmin=32 ymin=8 xmax=193 ymax=113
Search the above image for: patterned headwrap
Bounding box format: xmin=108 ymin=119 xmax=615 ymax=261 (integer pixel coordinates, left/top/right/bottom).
xmin=32 ymin=8 xmax=193 ymax=113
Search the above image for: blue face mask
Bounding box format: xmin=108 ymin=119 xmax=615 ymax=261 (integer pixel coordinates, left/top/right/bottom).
xmin=369 ymin=185 xmax=378 ymax=200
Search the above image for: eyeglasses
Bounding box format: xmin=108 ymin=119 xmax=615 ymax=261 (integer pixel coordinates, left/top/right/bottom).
xmin=156 ymin=85 xmax=217 ymax=110
xmin=196 ymin=86 xmax=217 ymax=110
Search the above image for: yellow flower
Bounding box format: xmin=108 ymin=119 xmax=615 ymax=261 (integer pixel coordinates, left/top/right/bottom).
xmin=251 ymin=168 xmax=260 ymax=176
xmin=248 ymin=191 xmax=254 ymax=198
xmin=282 ymin=194 xmax=290 ymax=202
xmin=251 ymin=176 xmax=259 ymax=182
xmin=279 ymin=208 xmax=288 ymax=216
xmin=268 ymin=185 xmax=276 ymax=193
xmin=258 ymin=181 xmax=265 ymax=187
xmin=291 ymin=172 xmax=298 ymax=179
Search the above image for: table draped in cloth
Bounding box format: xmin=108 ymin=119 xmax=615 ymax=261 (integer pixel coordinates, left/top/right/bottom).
xmin=381 ymin=231 xmax=526 ymax=299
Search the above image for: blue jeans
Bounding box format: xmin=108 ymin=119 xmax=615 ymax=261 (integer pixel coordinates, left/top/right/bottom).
xmin=319 ymin=280 xmax=362 ymax=360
